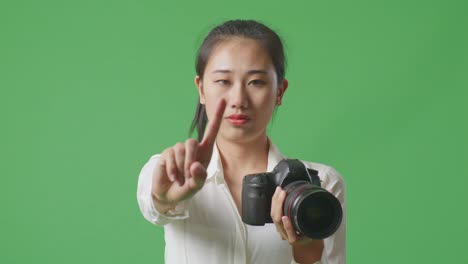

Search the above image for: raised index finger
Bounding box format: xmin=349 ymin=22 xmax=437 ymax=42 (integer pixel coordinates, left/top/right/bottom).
xmin=200 ymin=98 xmax=226 ymax=149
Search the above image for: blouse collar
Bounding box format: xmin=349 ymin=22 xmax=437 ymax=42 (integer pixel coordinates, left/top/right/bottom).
xmin=206 ymin=137 xmax=286 ymax=184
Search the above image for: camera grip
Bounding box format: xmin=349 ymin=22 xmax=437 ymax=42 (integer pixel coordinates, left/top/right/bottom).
xmin=241 ymin=175 xmax=270 ymax=225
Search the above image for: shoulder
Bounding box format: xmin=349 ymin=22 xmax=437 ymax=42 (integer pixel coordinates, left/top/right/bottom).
xmin=298 ymin=160 xmax=345 ymax=185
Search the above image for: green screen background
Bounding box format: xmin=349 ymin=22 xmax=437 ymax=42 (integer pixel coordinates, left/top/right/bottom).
xmin=1 ymin=0 xmax=467 ymax=263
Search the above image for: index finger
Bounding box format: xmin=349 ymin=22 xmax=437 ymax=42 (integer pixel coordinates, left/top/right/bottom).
xmin=200 ymin=98 xmax=226 ymax=148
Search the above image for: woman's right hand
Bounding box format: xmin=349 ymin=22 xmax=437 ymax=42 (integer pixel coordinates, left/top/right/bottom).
xmin=151 ymin=99 xmax=227 ymax=211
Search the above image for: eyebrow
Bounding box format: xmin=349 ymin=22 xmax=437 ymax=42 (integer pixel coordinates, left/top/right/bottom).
xmin=211 ymin=69 xmax=268 ymax=75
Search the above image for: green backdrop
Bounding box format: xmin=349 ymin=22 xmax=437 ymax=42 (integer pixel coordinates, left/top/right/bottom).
xmin=1 ymin=0 xmax=467 ymax=263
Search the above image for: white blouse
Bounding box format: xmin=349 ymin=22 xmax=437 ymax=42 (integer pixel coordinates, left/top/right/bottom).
xmin=137 ymin=138 xmax=346 ymax=264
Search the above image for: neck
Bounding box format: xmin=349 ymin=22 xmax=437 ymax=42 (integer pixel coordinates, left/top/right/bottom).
xmin=216 ymin=133 xmax=270 ymax=175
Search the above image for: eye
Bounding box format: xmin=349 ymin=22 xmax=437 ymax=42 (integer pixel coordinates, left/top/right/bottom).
xmin=215 ymin=79 xmax=230 ymax=86
xmin=249 ymin=79 xmax=266 ymax=86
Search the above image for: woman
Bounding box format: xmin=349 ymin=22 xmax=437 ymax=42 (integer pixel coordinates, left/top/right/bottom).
xmin=137 ymin=19 xmax=346 ymax=264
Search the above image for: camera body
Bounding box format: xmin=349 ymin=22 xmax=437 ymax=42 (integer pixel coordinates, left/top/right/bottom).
xmin=241 ymin=159 xmax=343 ymax=239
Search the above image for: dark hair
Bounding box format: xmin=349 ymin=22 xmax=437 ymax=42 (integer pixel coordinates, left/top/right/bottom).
xmin=189 ymin=19 xmax=287 ymax=141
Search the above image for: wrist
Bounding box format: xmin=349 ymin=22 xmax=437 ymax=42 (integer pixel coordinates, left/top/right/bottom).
xmin=152 ymin=193 xmax=177 ymax=214
xmin=292 ymin=239 xmax=324 ymax=264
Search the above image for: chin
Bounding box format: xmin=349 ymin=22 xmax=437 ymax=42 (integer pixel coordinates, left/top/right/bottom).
xmin=222 ymin=130 xmax=265 ymax=143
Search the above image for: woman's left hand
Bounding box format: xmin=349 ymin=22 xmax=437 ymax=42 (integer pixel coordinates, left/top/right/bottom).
xmin=271 ymin=186 xmax=324 ymax=263
xmin=270 ymin=186 xmax=319 ymax=246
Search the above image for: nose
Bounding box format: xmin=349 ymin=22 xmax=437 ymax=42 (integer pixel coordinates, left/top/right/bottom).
xmin=229 ymin=82 xmax=248 ymax=109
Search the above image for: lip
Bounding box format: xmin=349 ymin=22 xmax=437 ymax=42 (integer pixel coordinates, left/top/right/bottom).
xmin=227 ymin=114 xmax=250 ymax=120
xmin=227 ymin=118 xmax=249 ymax=125
xmin=226 ymin=114 xmax=250 ymax=125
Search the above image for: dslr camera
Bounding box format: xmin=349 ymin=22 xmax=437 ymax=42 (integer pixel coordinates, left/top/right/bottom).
xmin=241 ymin=159 xmax=343 ymax=239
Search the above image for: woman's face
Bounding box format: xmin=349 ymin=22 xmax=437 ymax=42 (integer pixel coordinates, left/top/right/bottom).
xmin=195 ymin=37 xmax=288 ymax=144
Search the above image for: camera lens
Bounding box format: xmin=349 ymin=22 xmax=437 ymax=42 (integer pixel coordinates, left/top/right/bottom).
xmin=283 ymin=181 xmax=342 ymax=239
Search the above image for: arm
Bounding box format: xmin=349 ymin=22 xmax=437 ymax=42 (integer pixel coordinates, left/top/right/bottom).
xmin=137 ymin=99 xmax=226 ymax=226
xmin=277 ymin=166 xmax=346 ymax=264
xmin=136 ymin=154 xmax=189 ymax=226
xmin=321 ymin=166 xmax=346 ymax=264
xmin=272 ymin=187 xmax=324 ymax=264
xmin=291 ymin=239 xmax=324 ymax=264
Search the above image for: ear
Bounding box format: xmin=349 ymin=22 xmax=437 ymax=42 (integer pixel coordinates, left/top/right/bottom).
xmin=194 ymin=75 xmax=205 ymax=104
xmin=276 ymin=79 xmax=289 ymax=105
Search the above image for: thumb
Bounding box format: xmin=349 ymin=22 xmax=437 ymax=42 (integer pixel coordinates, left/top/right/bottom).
xmin=187 ymin=161 xmax=207 ymax=190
